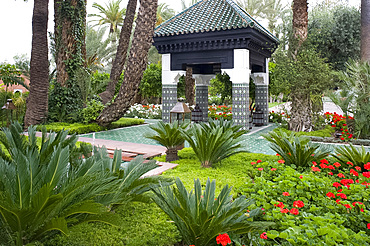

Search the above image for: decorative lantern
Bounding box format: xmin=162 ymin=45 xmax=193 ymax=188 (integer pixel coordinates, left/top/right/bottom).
xmin=253 ymin=105 xmax=264 ymax=126
xmin=191 ymin=104 xmax=203 ymax=123
xmin=170 ymin=101 xmax=192 ymax=123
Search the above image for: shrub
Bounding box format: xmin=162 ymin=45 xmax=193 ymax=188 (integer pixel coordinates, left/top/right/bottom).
xmin=80 ymin=99 xmax=104 ymax=123
xmin=181 ymin=120 xmax=247 ymax=167
xmin=124 ymin=103 xmax=162 ymax=119
xmin=36 ymin=118 xmax=144 ymax=134
xmin=145 ymin=121 xmax=189 ymax=162
xmin=241 ymin=158 xmax=370 ymax=245
xmin=151 ymin=178 xmax=274 ymax=246
xmin=263 ymin=129 xmax=331 ymax=169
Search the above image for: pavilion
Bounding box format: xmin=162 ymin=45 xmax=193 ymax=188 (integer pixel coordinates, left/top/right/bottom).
xmin=153 ymin=0 xmax=279 ymax=129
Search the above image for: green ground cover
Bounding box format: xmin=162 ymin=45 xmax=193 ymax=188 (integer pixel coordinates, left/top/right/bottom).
xmin=45 ymin=147 xmax=370 ymax=245
xmin=35 ymin=118 xmax=145 ymax=134
xmin=273 ymin=125 xmax=335 ymax=138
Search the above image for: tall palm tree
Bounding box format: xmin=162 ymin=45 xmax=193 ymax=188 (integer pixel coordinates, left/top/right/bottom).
xmin=264 ymin=0 xmax=289 ymax=35
xmin=156 ymin=3 xmax=175 ymax=26
xmin=100 ymin=0 xmax=137 ymax=105
xmin=292 ymin=0 xmax=308 ymax=49
xmin=236 ymin=0 xmax=273 ymax=19
xmin=24 ymin=0 xmax=49 ymax=127
xmin=361 ymin=0 xmax=370 ymax=61
xmin=89 ymin=0 xmax=126 ymax=35
xmin=97 ymin=0 xmax=158 ymax=126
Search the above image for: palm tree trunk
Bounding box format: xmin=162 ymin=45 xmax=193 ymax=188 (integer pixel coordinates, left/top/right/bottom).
xmin=292 ymin=0 xmax=308 ymax=53
xmin=97 ymin=0 xmax=158 ymax=126
xmin=361 ymin=0 xmax=370 ymax=61
xmin=100 ymin=0 xmax=137 ymax=105
xmin=24 ymin=0 xmax=49 ymax=127
xmin=185 ymin=67 xmax=195 ymax=106
xmin=165 ymin=147 xmax=179 ymax=162
xmin=288 ymin=92 xmax=312 ymax=132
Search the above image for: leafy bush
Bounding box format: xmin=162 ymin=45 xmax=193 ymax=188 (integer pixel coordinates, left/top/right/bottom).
xmin=36 ymin=118 xmax=144 ymax=134
xmin=80 ymin=99 xmax=104 ymax=123
xmin=151 ymin=178 xmax=274 ymax=246
xmin=332 ymin=144 xmax=370 ymax=169
xmin=240 ymin=158 xmax=370 ymax=245
xmin=181 ymin=120 xmax=247 ymax=167
xmin=274 ymin=125 xmax=335 ymax=138
xmin=145 ymin=121 xmax=189 ymax=162
xmin=263 ymin=129 xmax=331 ymax=169
xmin=139 ymin=63 xmax=162 ymax=103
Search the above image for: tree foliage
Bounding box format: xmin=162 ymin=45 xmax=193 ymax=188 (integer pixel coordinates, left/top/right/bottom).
xmin=308 ymin=5 xmax=361 ymax=71
xmin=139 ymin=63 xmax=162 ymax=100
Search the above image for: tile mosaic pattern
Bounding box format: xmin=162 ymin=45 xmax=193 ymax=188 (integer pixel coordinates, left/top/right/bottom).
xmin=232 ymin=83 xmax=249 ymax=130
xmin=154 ymin=0 xmax=277 ymax=42
xmin=81 ymin=123 xmax=370 ymax=156
xmin=196 ymin=85 xmax=209 ymax=122
xmin=255 ymin=85 xmax=269 ymax=125
xmin=162 ymin=85 xmax=177 ymax=123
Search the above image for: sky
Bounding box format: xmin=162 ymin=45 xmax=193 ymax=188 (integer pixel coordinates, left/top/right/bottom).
xmin=0 ymin=0 xmax=360 ymax=64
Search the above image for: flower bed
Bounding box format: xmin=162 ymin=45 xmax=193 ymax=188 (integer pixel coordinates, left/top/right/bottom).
xmin=124 ymin=103 xmax=162 ymax=119
xmin=208 ymin=105 xmax=232 ymax=120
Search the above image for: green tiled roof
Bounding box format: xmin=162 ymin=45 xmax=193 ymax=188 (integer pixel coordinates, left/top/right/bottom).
xmin=154 ymin=0 xmax=278 ymax=42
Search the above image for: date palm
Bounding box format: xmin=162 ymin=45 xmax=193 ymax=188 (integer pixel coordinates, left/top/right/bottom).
xmin=89 ymin=0 xmax=126 ymax=35
xmin=24 ymin=0 xmax=49 ymax=127
xmin=97 ymin=0 xmax=158 ymax=125
xmin=100 ymin=0 xmax=137 ymax=104
xmin=361 ymin=0 xmax=370 ymax=61
xmin=292 ymin=0 xmax=308 ymax=50
xmin=156 ymin=3 xmax=175 ymax=26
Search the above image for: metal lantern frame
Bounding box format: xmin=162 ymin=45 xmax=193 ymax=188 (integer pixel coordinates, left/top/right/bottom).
xmin=170 ymin=101 xmax=192 ymax=123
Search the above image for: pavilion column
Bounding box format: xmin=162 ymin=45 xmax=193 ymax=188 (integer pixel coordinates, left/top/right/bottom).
xmin=252 ymin=72 xmax=269 ymax=126
xmin=222 ymin=49 xmax=251 ymax=130
xmin=161 ymin=54 xmax=185 ymax=122
xmin=194 ymin=74 xmax=214 ymax=122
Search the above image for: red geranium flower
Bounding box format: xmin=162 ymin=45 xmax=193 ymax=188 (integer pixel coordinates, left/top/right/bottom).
xmin=299 ymin=175 xmax=303 ymax=179
xmin=311 ymin=166 xmax=321 ymax=172
xmin=260 ymin=232 xmax=267 ymax=239
xmin=333 ymin=162 xmax=341 ymax=167
xmin=326 ymin=192 xmax=335 ymax=198
xmin=312 ymin=161 xmax=317 ymax=166
xmin=364 ymin=163 xmax=370 ymax=170
xmin=320 ymin=163 xmax=327 ymax=169
xmin=367 ymin=223 xmax=370 ymax=229
xmin=216 ymin=233 xmax=231 ymax=246
xmin=280 ymin=208 xmax=289 ymax=213
xmin=333 ymin=182 xmax=341 ymax=188
xmin=282 ymin=192 xmax=290 ymax=196
xmin=293 ymin=200 xmax=305 ymax=208
xmin=350 ymin=169 xmax=359 ymax=177
xmin=355 ymin=166 xmax=361 ymax=171
xmin=337 ymin=193 xmax=347 ymax=199
xmin=328 ymin=165 xmax=335 ymax=170
xmin=320 ymin=159 xmax=329 ymax=164
xmin=341 ymin=137 xmax=345 ymax=141
xmin=251 ymin=162 xmax=256 ymax=165
xmin=271 ymin=168 xmax=277 ymax=171
xmin=338 ymin=173 xmax=345 ymax=178
xmin=290 ymin=208 xmax=299 ymax=215
xmin=257 ymin=160 xmax=262 ymax=163
xmin=347 ymin=161 xmax=354 ymax=166
xmin=328 ymin=172 xmax=333 ymax=175
xmin=278 ymin=159 xmax=285 ymax=164
xmin=343 ymin=204 xmax=352 ymax=209
xmin=258 ymin=168 xmax=263 ymax=171
xmin=363 ymin=172 xmax=370 ymax=178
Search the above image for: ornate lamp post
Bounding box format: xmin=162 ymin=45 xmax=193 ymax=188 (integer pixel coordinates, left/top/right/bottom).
xmin=170 ymin=101 xmax=192 ymax=123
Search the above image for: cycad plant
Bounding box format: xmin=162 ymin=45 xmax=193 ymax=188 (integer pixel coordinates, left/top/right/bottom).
xmin=145 ymin=121 xmax=189 ymax=162
xmin=332 ymin=144 xmax=370 ymax=169
xmin=181 ymin=120 xmax=247 ymax=168
xmin=263 ymin=129 xmax=331 ymax=169
xmin=151 ymin=178 xmax=274 ymax=246
xmin=0 ymin=122 xmax=170 ymax=245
